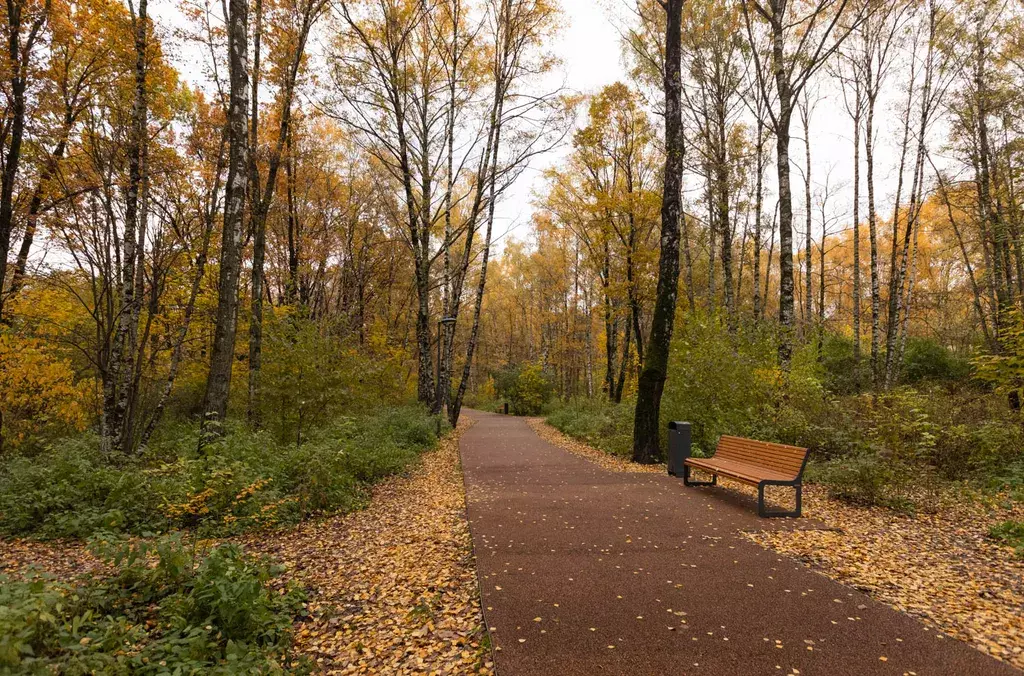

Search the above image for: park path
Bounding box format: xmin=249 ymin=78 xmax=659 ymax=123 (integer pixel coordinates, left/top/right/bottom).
xmin=459 ymin=410 xmax=1018 ymax=676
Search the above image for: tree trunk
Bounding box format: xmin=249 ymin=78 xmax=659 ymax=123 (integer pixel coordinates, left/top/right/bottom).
xmin=717 ymin=122 xmax=734 ymax=324
xmin=752 ymin=117 xmax=765 ymax=321
xmin=613 ymin=319 xmax=631 ymax=403
xmin=852 ymin=86 xmax=862 ymax=363
xmin=247 ymin=0 xmax=265 ymax=424
xmin=245 ymin=0 xmax=314 ymax=420
xmin=603 ymin=242 xmax=616 ymax=398
xmin=141 ymin=135 xmax=226 ymax=447
xmin=451 ymin=85 xmax=505 ymax=427
xmin=707 ymin=172 xmax=717 ymax=305
xmin=775 ymin=104 xmax=795 ymax=364
xmin=9 ymin=127 xmax=71 ymax=298
xmin=0 ymin=2 xmax=43 ymax=318
xmin=772 ymin=9 xmax=796 ymax=365
xmin=436 ymin=0 xmax=461 ymax=417
xmin=203 ymin=0 xmax=249 ymax=426
xmin=932 ymin=157 xmax=993 ymax=348
xmin=632 ymin=0 xmax=683 ymax=464
xmin=883 ymin=62 xmax=915 ymax=388
xmin=865 ymin=84 xmax=881 ymax=386
xmin=802 ymin=102 xmax=813 ymax=332
xmin=107 ymin=0 xmax=149 ymax=452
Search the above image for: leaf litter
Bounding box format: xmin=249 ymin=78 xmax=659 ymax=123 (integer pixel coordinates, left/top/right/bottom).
xmin=245 ymin=418 xmax=491 ymax=674
xmin=1 ymin=420 xmax=491 ymax=675
xmin=531 ymin=417 xmax=1024 ymax=670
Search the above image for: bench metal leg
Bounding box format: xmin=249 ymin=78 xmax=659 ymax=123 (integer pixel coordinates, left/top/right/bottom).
xmin=683 ymin=465 xmax=717 ymax=487
xmin=758 ymin=481 xmax=802 ymax=518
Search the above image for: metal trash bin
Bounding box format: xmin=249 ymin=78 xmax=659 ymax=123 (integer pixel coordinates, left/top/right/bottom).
xmin=667 ymin=421 xmax=691 ymax=476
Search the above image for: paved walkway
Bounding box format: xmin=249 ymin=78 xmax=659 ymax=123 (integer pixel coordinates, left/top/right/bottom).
xmin=460 ymin=411 xmax=1017 ymax=675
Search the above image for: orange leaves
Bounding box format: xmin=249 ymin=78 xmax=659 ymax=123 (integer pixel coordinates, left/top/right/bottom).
xmin=243 ymin=419 xmax=492 ymax=674
xmin=165 ymin=488 xmax=217 ymax=521
xmin=745 ymin=489 xmax=1024 ymax=670
xmin=0 ymin=332 xmax=91 ymax=451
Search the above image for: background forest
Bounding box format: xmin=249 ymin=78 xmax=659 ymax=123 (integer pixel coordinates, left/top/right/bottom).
xmin=471 ymin=0 xmax=1024 ymax=514
xmin=1 ymin=0 xmax=1024 ymax=669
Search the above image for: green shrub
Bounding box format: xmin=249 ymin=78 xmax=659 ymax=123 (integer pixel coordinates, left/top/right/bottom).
xmin=257 ymin=313 xmax=411 ymax=443
xmin=901 ymin=337 xmax=971 ymax=384
xmin=988 ymin=520 xmax=1024 ymax=558
xmin=811 ymin=452 xmax=919 ymax=512
xmin=658 ymin=314 xmax=782 ymax=454
xmin=0 ymin=407 xmax=438 ymax=539
xmin=987 ymin=459 xmax=1024 ymax=501
xmin=493 ymin=362 xmax=554 ymax=416
xmin=0 ymin=435 xmax=174 ymax=538
xmin=0 ymin=533 xmax=307 ymax=673
xmin=972 ymin=307 xmax=1024 ymax=405
xmin=547 ymin=398 xmax=633 ymax=457
xmin=818 ymin=333 xmax=870 ymax=395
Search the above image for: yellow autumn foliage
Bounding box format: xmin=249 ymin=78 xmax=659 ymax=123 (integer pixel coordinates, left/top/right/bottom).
xmin=0 ymin=332 xmax=91 ymax=451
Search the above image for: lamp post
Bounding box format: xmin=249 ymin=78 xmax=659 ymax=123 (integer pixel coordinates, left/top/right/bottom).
xmin=435 ymin=317 xmax=457 ymax=424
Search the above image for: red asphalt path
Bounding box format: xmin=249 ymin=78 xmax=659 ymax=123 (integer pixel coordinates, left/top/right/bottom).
xmin=459 ymin=410 xmax=1018 ymax=676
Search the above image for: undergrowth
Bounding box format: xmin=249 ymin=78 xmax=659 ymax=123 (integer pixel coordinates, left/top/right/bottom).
xmin=0 ymin=533 xmax=307 ymax=673
xmin=545 ymin=318 xmax=1023 ymax=513
xmin=0 ymin=406 xmax=439 ymax=540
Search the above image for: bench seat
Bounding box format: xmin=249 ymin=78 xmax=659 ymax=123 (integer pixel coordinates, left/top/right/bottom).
xmin=685 ymin=457 xmax=794 ymax=485
xmin=683 ymin=435 xmax=810 ymax=518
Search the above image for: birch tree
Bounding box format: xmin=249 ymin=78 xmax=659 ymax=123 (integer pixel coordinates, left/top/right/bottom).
xmin=202 ymin=0 xmax=249 ymax=425
xmin=742 ymin=0 xmax=861 ymax=364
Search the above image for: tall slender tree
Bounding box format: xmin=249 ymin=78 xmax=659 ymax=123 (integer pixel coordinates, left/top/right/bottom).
xmin=742 ymin=0 xmax=860 ymax=365
xmin=203 ymin=0 xmax=250 ymax=425
xmin=632 ymin=0 xmax=684 ymax=464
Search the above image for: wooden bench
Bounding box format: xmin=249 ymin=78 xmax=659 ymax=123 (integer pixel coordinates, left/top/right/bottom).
xmin=683 ymin=436 xmax=810 ymax=518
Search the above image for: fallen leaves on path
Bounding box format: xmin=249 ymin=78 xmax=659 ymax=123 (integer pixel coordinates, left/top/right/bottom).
xmin=746 ymin=489 xmax=1024 ymax=670
xmin=527 ymin=418 xmax=662 ymax=474
xmin=245 ymin=419 xmax=491 ymax=674
xmin=531 ymin=416 xmax=1024 ymax=671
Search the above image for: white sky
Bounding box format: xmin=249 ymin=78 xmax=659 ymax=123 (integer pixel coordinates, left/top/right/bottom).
xmin=491 ymin=0 xmax=627 ymax=246
xmin=494 ymin=0 xmax=921 ymax=252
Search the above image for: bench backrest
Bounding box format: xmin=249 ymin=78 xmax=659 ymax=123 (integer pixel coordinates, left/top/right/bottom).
xmin=714 ymin=436 xmax=809 ymax=481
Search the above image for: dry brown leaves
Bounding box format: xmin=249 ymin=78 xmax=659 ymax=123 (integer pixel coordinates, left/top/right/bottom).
xmin=526 ymin=418 xmax=662 ymax=474
xmin=0 ymin=538 xmax=104 ymax=581
xmin=245 ymin=419 xmax=491 ymax=675
xmin=746 ymin=488 xmax=1024 ymax=669
xmin=530 ymin=417 xmax=1024 ymax=670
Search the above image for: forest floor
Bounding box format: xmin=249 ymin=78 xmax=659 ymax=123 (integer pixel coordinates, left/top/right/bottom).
xmin=243 ymin=417 xmax=489 ymax=674
xmin=0 ymin=420 xmax=491 ymax=675
xmin=529 ymin=417 xmax=1024 ymax=670
xmin=0 ymin=537 xmax=100 ymax=580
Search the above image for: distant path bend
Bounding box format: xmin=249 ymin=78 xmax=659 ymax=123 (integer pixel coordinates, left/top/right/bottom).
xmin=459 ymin=410 xmax=1017 ymax=676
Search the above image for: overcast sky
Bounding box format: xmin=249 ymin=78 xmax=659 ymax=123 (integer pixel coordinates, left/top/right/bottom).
xmin=489 ymin=0 xmax=626 ymax=246
xmin=492 ymin=0 xmax=923 ymax=252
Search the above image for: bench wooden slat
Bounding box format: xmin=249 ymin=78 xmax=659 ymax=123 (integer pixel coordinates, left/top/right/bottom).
xmin=714 ymin=436 xmax=806 ymax=478
xmin=685 ymin=458 xmax=792 ymax=485
xmin=715 ymin=446 xmax=804 ymax=466
xmin=681 ymin=434 xmax=809 ymax=518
